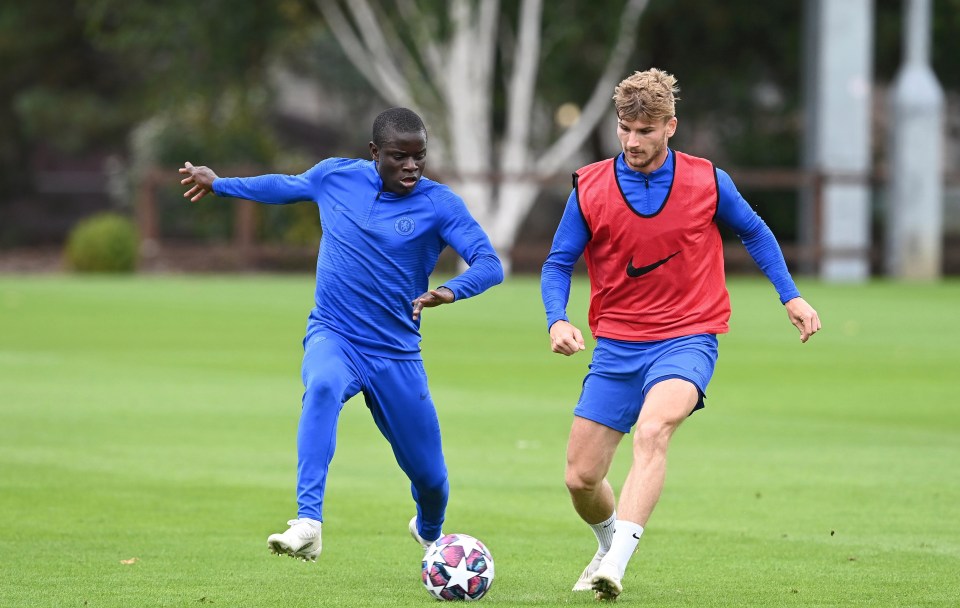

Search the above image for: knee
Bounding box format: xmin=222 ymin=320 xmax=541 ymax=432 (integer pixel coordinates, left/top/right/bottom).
xmin=565 ymin=465 xmax=602 ymax=495
xmin=303 ymin=376 xmax=338 ymax=406
xmin=633 ymin=418 xmax=677 ymax=452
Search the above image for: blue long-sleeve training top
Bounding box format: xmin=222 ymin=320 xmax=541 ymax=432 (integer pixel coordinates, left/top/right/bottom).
xmin=214 ymin=158 xmax=503 ymax=358
xmin=541 ymin=149 xmax=800 ymax=330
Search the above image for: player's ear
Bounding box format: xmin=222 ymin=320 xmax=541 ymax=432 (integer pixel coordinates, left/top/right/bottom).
xmin=666 ymin=116 xmax=678 ymax=138
xmin=369 ymin=141 xmax=379 ymax=162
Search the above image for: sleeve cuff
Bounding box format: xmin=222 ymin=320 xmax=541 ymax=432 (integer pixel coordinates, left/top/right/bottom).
xmin=437 ymin=285 xmax=457 ymax=302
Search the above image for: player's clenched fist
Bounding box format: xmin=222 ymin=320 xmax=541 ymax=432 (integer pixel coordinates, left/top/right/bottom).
xmin=549 ymin=319 xmax=586 ymax=356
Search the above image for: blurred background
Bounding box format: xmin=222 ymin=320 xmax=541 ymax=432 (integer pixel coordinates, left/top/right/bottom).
xmin=0 ymin=0 xmax=957 ymax=279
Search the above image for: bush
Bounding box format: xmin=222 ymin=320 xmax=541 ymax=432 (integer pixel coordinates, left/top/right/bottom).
xmin=65 ymin=212 xmax=138 ymax=273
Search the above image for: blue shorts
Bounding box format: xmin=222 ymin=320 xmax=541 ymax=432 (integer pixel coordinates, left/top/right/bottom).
xmin=574 ymin=334 xmax=719 ymax=433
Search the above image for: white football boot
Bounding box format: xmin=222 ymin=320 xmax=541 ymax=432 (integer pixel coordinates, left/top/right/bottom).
xmin=267 ymin=519 xmax=322 ymax=562
xmin=572 ymin=549 xmax=606 ymax=591
xmin=591 ymin=560 xmax=623 ymax=601
xmin=408 ymin=516 xmax=432 ymax=550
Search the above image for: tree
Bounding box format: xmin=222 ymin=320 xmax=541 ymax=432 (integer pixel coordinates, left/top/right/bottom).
xmin=78 ymin=0 xmax=304 ymax=166
xmin=0 ymin=0 xmax=142 ymax=246
xmin=316 ymin=0 xmax=649 ymax=271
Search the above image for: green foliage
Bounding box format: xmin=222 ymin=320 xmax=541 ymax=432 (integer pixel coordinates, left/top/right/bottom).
xmin=78 ymin=0 xmax=298 ymax=104
xmin=148 ymin=96 xmax=281 ymax=168
xmin=0 ymin=0 xmax=133 ymax=194
xmin=636 ymin=0 xmax=804 ymax=168
xmin=64 ymin=212 xmax=138 ymax=272
xmin=14 ymin=87 xmax=131 ymax=154
xmin=76 ymin=0 xmax=316 ymax=165
xmin=262 ymin=202 xmax=322 ymax=247
xmin=4 ymin=0 xmax=960 ymax=251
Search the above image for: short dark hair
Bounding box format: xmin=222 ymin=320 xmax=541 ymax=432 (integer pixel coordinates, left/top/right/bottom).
xmin=372 ymin=107 xmax=426 ymax=147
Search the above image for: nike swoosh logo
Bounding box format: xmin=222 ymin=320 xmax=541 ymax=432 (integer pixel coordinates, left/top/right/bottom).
xmin=632 ymin=532 xmax=642 ymax=540
xmin=626 ymin=251 xmax=680 ymax=278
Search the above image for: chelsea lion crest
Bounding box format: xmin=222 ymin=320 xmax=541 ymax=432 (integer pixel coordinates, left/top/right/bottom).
xmin=395 ymin=217 xmax=415 ymax=236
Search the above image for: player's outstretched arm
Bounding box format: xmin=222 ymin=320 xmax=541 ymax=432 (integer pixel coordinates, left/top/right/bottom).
xmin=784 ymin=297 xmax=821 ymax=343
xmin=549 ymin=320 xmax=586 ymax=356
xmin=411 ymin=287 xmax=456 ymax=321
xmin=179 ymin=162 xmax=219 ymax=202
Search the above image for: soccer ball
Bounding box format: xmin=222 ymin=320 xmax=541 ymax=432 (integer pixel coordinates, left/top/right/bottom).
xmin=421 ymin=533 xmax=495 ymax=601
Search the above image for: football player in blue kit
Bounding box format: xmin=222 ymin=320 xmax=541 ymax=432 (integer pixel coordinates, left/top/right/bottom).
xmin=541 ymin=69 xmax=820 ymax=600
xmin=179 ymin=107 xmax=503 ymax=562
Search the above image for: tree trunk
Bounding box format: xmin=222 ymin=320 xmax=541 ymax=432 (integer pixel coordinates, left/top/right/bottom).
xmin=317 ymin=0 xmax=649 ymax=275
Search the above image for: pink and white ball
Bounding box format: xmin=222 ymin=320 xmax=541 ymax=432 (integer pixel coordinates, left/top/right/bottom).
xmin=421 ymin=533 xmax=495 ymax=601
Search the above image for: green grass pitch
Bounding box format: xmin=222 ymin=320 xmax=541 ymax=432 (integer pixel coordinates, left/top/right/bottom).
xmin=1 ymin=274 xmax=958 ymax=607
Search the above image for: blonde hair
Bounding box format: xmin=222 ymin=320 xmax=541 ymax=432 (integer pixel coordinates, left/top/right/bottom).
xmin=613 ymin=68 xmax=680 ymax=122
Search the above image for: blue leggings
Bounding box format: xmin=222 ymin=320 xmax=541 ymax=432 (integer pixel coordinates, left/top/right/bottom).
xmin=296 ymin=331 xmax=448 ymax=541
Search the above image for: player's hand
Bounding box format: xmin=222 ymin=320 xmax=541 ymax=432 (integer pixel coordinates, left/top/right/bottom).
xmin=411 ymin=287 xmax=455 ymax=321
xmin=179 ymin=161 xmax=219 ymax=202
xmin=785 ymin=297 xmax=821 ymax=343
xmin=549 ymin=320 xmax=586 ymax=356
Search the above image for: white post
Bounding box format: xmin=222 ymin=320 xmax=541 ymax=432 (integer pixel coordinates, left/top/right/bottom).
xmin=803 ymin=0 xmax=875 ymax=282
xmin=885 ymin=0 xmax=945 ymax=280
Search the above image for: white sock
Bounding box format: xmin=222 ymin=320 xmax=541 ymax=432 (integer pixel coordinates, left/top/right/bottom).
xmin=298 ymin=518 xmax=322 ymax=530
xmin=601 ymin=520 xmax=644 ymax=577
xmin=589 ymin=512 xmax=617 ymax=554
